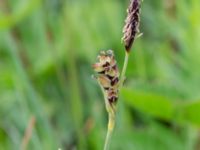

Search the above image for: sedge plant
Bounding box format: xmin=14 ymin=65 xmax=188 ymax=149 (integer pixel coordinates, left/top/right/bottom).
xmin=92 ymin=0 xmax=142 ymax=149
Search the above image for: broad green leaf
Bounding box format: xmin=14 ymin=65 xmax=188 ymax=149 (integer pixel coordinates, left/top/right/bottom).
xmin=122 ymin=88 xmax=175 ymax=120
xmin=182 ymin=101 xmax=200 ymax=126
xmin=111 ymin=122 xmax=186 ymax=150
xmin=122 ymin=88 xmax=200 ymax=127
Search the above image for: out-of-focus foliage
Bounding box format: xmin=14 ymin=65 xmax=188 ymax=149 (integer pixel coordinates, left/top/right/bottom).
xmin=0 ymin=0 xmax=200 ymax=149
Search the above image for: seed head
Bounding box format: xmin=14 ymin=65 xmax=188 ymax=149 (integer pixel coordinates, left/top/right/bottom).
xmin=93 ymin=50 xmax=120 ymax=106
xmin=122 ymin=0 xmax=141 ymax=52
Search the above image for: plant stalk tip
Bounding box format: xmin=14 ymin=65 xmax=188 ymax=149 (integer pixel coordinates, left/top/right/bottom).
xmin=104 ymin=113 xmax=116 ymax=150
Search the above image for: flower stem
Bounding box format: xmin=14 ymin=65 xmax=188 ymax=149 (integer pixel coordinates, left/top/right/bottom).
xmin=102 ymin=51 xmax=129 ymax=150
xmin=119 ymin=51 xmax=129 ymax=89
xmin=104 ymin=112 xmax=115 ymax=150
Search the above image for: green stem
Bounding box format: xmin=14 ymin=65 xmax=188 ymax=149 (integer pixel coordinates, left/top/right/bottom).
xmin=104 ymin=113 xmax=115 ymax=150
xmin=103 ymin=51 xmax=130 ymax=150
xmin=119 ymin=51 xmax=130 ymax=89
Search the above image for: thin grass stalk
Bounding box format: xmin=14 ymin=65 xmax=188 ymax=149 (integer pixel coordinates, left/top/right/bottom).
xmin=119 ymin=51 xmax=130 ymax=90
xmin=104 ymin=113 xmax=115 ymax=150
xmin=93 ymin=50 xmax=119 ymax=150
xmin=103 ymin=51 xmax=129 ymax=150
xmin=98 ymin=82 xmax=115 ymax=150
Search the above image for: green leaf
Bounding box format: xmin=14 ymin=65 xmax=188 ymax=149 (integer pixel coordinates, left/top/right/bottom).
xmin=182 ymin=101 xmax=200 ymax=126
xmin=111 ymin=122 xmax=186 ymax=150
xmin=122 ymin=88 xmax=175 ymax=120
xmin=122 ymin=88 xmax=200 ymax=127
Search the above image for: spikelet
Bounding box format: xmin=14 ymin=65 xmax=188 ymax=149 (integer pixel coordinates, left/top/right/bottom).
xmin=122 ymin=0 xmax=141 ymax=52
xmin=92 ymin=50 xmax=120 ymax=107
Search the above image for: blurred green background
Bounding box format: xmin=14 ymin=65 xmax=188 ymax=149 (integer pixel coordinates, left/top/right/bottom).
xmin=1 ymin=0 xmax=200 ymax=149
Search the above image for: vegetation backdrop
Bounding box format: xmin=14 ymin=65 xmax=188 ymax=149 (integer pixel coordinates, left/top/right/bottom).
xmin=1 ymin=0 xmax=200 ymax=149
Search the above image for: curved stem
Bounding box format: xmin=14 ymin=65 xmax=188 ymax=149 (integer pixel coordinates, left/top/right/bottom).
xmin=104 ymin=113 xmax=115 ymax=150
xmin=102 ymin=51 xmax=130 ymax=150
xmin=119 ymin=51 xmax=129 ymax=90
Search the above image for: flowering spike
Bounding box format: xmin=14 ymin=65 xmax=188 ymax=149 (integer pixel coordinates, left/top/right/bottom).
xmin=93 ymin=50 xmax=120 ymax=107
xmin=122 ymin=0 xmax=141 ymax=52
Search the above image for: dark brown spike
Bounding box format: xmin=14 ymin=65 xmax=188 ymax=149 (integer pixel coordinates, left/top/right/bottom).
xmin=122 ymin=0 xmax=141 ymax=52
